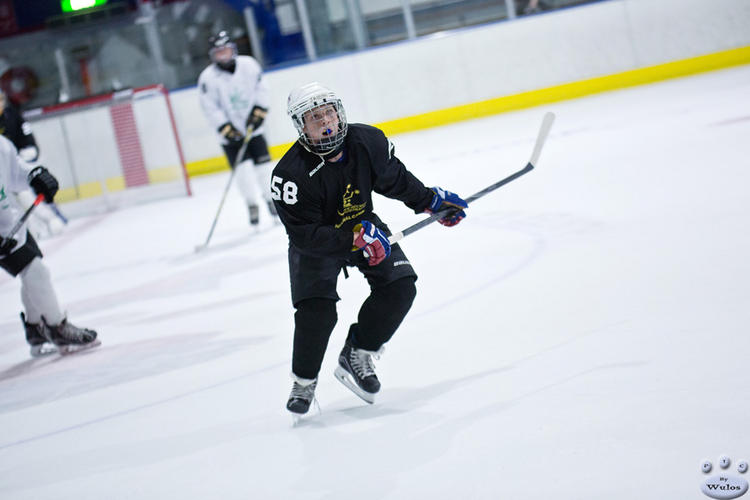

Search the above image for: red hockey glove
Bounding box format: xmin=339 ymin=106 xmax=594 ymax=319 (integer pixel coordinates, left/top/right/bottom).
xmin=353 ymin=221 xmax=391 ymax=266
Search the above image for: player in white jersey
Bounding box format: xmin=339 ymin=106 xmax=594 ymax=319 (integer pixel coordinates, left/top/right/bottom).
xmin=0 ymin=135 xmax=99 ymax=357
xmin=197 ymin=30 xmax=277 ymax=226
xmin=0 ymin=90 xmax=65 ymax=239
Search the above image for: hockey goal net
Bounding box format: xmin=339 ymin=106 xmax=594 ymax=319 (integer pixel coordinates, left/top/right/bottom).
xmin=24 ymin=84 xmax=191 ymax=217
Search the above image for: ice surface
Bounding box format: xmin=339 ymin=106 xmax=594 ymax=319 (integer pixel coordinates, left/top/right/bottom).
xmin=1 ymin=66 xmax=749 ymax=500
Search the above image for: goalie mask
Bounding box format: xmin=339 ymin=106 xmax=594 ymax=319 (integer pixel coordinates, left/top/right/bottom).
xmin=208 ymin=30 xmax=237 ymax=71
xmin=287 ymin=82 xmax=348 ymax=158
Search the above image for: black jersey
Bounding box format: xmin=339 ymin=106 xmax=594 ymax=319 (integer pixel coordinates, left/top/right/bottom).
xmin=272 ymin=124 xmax=434 ymax=259
xmin=0 ymin=104 xmax=37 ymax=153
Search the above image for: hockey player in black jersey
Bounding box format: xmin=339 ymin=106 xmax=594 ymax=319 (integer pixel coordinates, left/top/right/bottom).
xmin=273 ymin=83 xmax=468 ymax=414
xmin=0 ymin=90 xmax=39 ymax=163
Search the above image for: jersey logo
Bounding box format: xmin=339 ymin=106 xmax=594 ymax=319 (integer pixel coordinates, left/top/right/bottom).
xmin=229 ymin=89 xmax=250 ymax=112
xmin=335 ymin=184 xmax=366 ymax=228
xmin=309 ymin=160 xmax=325 ymax=177
xmin=0 ymin=185 xmax=6 ymax=203
xmin=387 ymin=139 xmax=395 ymax=159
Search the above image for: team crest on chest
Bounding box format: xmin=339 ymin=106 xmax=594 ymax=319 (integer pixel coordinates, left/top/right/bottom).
xmin=335 ymin=184 xmax=366 ymax=228
xmin=229 ymin=89 xmax=249 ymax=111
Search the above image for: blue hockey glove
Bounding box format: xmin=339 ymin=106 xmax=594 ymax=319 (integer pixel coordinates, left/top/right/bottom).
xmin=353 ymin=220 xmax=391 ymax=266
xmin=426 ymin=187 xmax=467 ymax=227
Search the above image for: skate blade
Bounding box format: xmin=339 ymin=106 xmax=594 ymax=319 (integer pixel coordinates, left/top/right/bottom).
xmin=30 ymin=344 xmax=58 ymax=358
xmin=288 ymin=399 xmax=320 ymax=427
xmin=290 ymin=413 xmax=307 ymax=427
xmin=59 ymin=339 xmax=101 ymax=355
xmin=334 ymin=366 xmax=376 ymax=404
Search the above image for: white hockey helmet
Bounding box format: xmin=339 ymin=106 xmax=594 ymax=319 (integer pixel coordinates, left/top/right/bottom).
xmin=287 ymin=82 xmax=348 ymax=157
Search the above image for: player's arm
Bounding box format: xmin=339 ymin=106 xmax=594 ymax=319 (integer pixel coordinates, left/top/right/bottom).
xmin=197 ymin=75 xmax=240 ymax=142
xmin=15 ymin=109 xmax=39 ymax=162
xmin=5 ymin=144 xmax=33 ymax=191
xmin=372 ymin=130 xmax=467 ymax=226
xmin=370 ymin=130 xmax=434 ymax=212
xmin=245 ymin=58 xmax=270 ymax=133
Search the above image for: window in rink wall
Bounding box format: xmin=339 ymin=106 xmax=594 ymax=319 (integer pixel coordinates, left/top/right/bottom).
xmin=0 ymin=0 xmax=604 ymax=110
xmin=253 ymin=0 xmax=603 ymax=63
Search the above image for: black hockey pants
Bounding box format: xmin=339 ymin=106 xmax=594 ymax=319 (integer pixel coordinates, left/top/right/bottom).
xmin=292 ymin=276 xmax=417 ymax=380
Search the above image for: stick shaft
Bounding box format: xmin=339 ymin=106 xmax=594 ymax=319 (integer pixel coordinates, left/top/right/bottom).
xmin=389 ymin=112 xmax=555 ymax=245
xmin=6 ymin=193 xmax=45 ymax=241
xmin=197 ymin=130 xmax=254 ymax=251
xmin=389 ymin=164 xmax=533 ymax=244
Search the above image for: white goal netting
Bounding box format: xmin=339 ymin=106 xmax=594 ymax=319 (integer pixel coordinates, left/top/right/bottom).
xmin=24 ymin=84 xmax=191 ymax=218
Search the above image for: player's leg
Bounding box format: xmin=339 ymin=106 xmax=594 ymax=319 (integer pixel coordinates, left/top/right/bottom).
xmin=286 ymin=248 xmax=343 ymax=414
xmin=19 ymin=255 xmax=99 ymax=354
xmin=222 ymin=142 xmax=259 ymax=225
xmin=334 ymin=244 xmax=417 ymax=402
xmin=287 ymin=298 xmax=337 ymax=414
xmin=1 ymin=232 xmax=57 ymax=357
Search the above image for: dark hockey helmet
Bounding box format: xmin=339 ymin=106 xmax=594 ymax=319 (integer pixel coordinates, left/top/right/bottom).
xmin=208 ymin=30 xmax=237 ymax=69
xmin=287 ymin=82 xmax=348 ymax=158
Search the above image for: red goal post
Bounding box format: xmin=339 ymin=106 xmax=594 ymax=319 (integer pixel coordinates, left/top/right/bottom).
xmin=24 ymin=84 xmax=191 ymax=217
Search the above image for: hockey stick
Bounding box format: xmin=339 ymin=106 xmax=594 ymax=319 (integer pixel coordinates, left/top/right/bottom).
xmin=389 ymin=111 xmax=556 ymax=245
xmin=49 ymin=203 xmax=69 ymax=225
xmin=4 ymin=193 xmax=45 ymax=242
xmin=195 ymin=128 xmax=255 ymax=253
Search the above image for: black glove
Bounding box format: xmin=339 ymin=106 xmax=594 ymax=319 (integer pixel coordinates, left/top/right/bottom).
xmin=218 ymin=122 xmax=244 ymax=144
xmin=0 ymin=236 xmax=18 ymax=256
xmin=28 ymin=166 xmax=59 ymax=203
xmin=245 ymin=105 xmax=268 ymax=132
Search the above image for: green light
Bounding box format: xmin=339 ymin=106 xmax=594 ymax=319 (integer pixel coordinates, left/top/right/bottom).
xmin=61 ymin=0 xmax=108 ymax=12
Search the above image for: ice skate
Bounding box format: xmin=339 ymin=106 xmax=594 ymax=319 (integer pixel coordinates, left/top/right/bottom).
xmin=287 ymin=376 xmax=319 ymax=424
xmin=42 ymin=316 xmax=100 ymax=355
xmin=20 ymin=312 xmax=57 ymax=357
xmin=334 ymin=340 xmax=382 ymax=404
xmin=287 ymin=376 xmax=318 ymax=415
xmin=248 ymin=204 xmax=260 ymax=225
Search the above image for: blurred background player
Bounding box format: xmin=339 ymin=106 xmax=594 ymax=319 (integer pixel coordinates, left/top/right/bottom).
xmin=198 ymin=30 xmax=277 ymax=226
xmin=273 ymin=83 xmax=468 ymax=415
xmin=0 ymin=135 xmax=98 ymax=357
xmin=0 ymin=90 xmax=65 ymax=239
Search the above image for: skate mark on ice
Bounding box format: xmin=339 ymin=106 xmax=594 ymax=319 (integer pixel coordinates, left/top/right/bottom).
xmin=0 ymin=331 xmax=274 ymax=410
xmin=0 ymin=359 xmax=287 ymax=451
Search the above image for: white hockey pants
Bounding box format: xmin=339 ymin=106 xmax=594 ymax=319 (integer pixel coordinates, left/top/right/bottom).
xmin=19 ymin=257 xmax=64 ymax=325
xmin=235 ymin=160 xmax=274 ymax=207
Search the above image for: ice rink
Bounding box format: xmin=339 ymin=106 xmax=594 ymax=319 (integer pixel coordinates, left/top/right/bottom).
xmin=1 ymin=65 xmax=749 ymax=500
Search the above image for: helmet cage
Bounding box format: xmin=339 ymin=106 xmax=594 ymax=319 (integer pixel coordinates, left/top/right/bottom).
xmin=288 ymin=89 xmax=348 ymax=156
